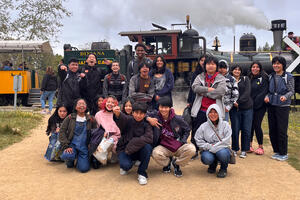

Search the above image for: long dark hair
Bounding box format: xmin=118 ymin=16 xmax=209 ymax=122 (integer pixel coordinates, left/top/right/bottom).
xmin=195 ymin=54 xmax=207 ymax=73
xmin=46 ymin=105 xmax=68 ymax=135
xmin=152 ymin=55 xmax=167 ymax=74
xmin=122 ymin=97 xmax=134 ymax=115
xmin=248 ymin=61 xmax=268 ymax=80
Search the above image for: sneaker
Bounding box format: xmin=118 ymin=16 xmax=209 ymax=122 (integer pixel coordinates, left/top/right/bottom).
xmin=138 ymin=174 xmax=147 ymax=185
xmin=120 ymin=168 xmax=128 ymax=175
xmin=276 ymin=154 xmax=288 ymax=161
xmin=207 ymin=167 xmax=216 ymax=174
xmin=40 ymin=110 xmax=47 ymax=114
xmin=233 ymin=150 xmax=237 ymax=157
xmin=239 ymin=151 xmax=247 ymax=158
xmin=271 ymin=153 xmax=280 ymax=160
xmin=172 ymin=159 xmax=182 ymax=177
xmin=217 ymin=169 xmax=227 ymax=178
xmin=92 ymin=157 xmax=101 ymax=169
xmin=162 ymin=157 xmax=172 ymax=173
xmin=66 ymin=160 xmax=74 ymax=168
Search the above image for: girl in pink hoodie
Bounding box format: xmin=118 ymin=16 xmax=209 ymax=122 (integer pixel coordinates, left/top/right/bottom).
xmin=95 ymin=96 xmax=121 ymax=160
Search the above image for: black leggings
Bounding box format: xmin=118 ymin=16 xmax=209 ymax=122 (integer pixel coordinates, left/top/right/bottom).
xmin=250 ymin=106 xmax=266 ymax=145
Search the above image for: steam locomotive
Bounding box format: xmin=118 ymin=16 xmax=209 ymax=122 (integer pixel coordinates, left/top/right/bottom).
xmin=119 ymin=17 xmax=299 ymax=94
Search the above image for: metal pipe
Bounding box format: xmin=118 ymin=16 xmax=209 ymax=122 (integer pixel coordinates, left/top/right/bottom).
xmin=192 ymin=36 xmax=206 ymax=55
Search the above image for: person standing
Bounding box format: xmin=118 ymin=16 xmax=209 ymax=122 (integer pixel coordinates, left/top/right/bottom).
xmin=190 ymin=56 xmax=226 ymax=159
xmin=230 ymin=65 xmax=253 ymax=158
xmin=80 ymin=53 xmax=103 ymax=114
xmin=218 ymin=60 xmax=239 ymax=122
xmin=57 ymin=58 xmax=82 ymax=113
xmin=248 ymin=61 xmax=269 ymax=155
xmin=264 ymin=56 xmax=294 ymax=161
xmin=40 ymin=66 xmax=58 ymax=114
xmin=127 ymin=43 xmax=153 ymax=81
xmin=103 ymin=61 xmax=128 ymax=104
xmin=149 ymin=55 xmax=174 ymax=110
xmin=128 ymin=62 xmax=155 ymax=104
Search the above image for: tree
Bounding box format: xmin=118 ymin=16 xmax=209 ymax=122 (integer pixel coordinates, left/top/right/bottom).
xmin=263 ymin=42 xmax=271 ymax=51
xmin=0 ymin=0 xmax=71 ymax=41
xmin=0 ymin=0 xmax=13 ymax=39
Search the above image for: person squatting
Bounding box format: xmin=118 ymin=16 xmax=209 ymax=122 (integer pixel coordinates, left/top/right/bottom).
xmin=44 ymin=43 xmax=294 ymax=185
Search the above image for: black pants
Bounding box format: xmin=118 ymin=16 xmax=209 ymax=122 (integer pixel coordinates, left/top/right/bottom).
xmin=251 ymin=106 xmax=266 ymax=145
xmin=191 ymin=110 xmax=207 ymax=152
xmin=268 ymin=105 xmax=289 ymax=155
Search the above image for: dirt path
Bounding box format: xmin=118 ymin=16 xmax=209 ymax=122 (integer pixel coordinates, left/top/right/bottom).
xmin=1 ymin=108 xmax=300 ymax=200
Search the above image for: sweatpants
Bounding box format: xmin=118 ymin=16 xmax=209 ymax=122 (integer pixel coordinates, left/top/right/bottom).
xmin=152 ymin=144 xmax=196 ymax=167
xmin=268 ymin=105 xmax=289 ymax=155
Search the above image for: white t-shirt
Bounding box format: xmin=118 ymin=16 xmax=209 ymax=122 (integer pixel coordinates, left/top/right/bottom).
xmin=76 ymin=115 xmax=86 ymax=122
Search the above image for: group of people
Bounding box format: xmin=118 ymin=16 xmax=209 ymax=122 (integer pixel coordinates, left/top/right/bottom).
xmin=0 ymin=60 xmax=26 ymax=70
xmin=43 ymin=42 xmax=294 ymax=185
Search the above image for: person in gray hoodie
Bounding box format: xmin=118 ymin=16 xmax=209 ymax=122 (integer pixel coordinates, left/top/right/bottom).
xmin=190 ymin=56 xmax=226 ymax=159
xmin=194 ymin=104 xmax=232 ymax=178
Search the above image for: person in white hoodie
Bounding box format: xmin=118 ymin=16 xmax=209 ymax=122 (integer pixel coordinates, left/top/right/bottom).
xmin=194 ymin=104 xmax=232 ymax=178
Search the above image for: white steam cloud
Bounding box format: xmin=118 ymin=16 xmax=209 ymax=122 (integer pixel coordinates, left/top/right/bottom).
xmin=82 ymin=0 xmax=269 ymax=35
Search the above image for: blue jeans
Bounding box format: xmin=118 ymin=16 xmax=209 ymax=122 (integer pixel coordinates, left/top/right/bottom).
xmin=118 ymin=144 xmax=152 ymax=178
xmin=224 ymin=111 xmax=229 ymax=122
xmin=60 ymin=146 xmax=90 ymax=173
xmin=201 ymin=148 xmax=231 ymax=170
xmin=40 ymin=91 xmax=56 ymax=111
xmin=230 ymin=107 xmax=253 ymax=151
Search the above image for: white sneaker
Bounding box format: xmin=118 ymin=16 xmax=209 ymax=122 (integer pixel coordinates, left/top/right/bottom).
xmin=120 ymin=168 xmax=128 ymax=175
xmin=239 ymin=151 xmax=247 ymax=158
xmin=138 ymin=174 xmax=147 ymax=185
xmin=271 ymin=153 xmax=280 ymax=160
xmin=276 ymin=154 xmax=288 ymax=161
xmin=233 ymin=150 xmax=237 ymax=157
xmin=40 ymin=110 xmax=47 ymax=114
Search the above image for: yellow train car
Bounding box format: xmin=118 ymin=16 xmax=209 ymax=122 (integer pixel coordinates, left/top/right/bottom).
xmin=0 ymin=70 xmax=39 ymax=106
xmin=0 ymin=40 xmax=52 ymax=106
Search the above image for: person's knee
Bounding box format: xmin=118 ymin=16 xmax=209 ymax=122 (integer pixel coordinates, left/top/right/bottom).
xmin=120 ymin=161 xmax=132 ymax=171
xmin=201 ymin=152 xmax=215 ymax=165
xmin=216 ymin=149 xmax=231 ymax=163
xmin=78 ymin=164 xmax=90 ymax=173
xmin=185 ymin=144 xmax=196 ymax=155
xmin=142 ymin=144 xmax=153 ymax=156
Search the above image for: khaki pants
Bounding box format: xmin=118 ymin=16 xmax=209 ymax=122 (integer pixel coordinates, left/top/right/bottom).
xmin=152 ymin=144 xmax=196 ymax=167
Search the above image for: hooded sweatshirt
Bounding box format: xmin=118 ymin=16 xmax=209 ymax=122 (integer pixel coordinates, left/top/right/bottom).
xmin=194 ymin=104 xmax=232 ymax=154
xmin=95 ymin=110 xmax=121 ymax=150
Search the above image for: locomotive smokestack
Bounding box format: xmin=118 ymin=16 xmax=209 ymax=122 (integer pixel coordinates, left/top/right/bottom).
xmin=271 ymin=19 xmax=287 ymax=51
xmin=186 ymin=15 xmax=190 ymax=29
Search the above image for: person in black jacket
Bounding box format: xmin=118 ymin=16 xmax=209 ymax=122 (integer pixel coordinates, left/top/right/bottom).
xmin=248 ymin=61 xmax=269 ymax=155
xmin=229 ymin=65 xmax=253 ymax=159
xmin=147 ymin=97 xmax=195 ymax=178
xmin=57 ymin=58 xmax=82 ymax=113
xmin=80 ymin=54 xmax=104 ymax=114
xmin=113 ymin=102 xmax=153 ymax=185
xmin=103 ymin=61 xmax=128 ymax=104
xmin=40 ymin=66 xmax=58 ymax=114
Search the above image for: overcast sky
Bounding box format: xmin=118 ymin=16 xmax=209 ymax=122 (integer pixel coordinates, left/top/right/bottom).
xmin=51 ymin=0 xmax=300 ymax=55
